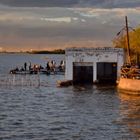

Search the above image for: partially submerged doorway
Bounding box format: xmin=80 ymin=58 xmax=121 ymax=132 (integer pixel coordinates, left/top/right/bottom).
xmin=73 ymin=62 xmax=93 ymax=84
xmin=97 ymin=62 xmax=117 ymax=83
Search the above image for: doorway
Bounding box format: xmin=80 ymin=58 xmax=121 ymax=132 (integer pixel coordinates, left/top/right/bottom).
xmin=97 ymin=62 xmax=117 ymax=83
xmin=73 ymin=62 xmax=93 ymax=84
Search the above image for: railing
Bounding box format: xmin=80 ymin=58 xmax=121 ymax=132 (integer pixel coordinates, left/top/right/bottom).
xmin=120 ymin=67 xmax=140 ymax=79
xmin=0 ymin=74 xmax=41 ymax=87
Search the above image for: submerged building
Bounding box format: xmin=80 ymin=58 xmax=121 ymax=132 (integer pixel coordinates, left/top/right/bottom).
xmin=65 ymin=47 xmax=124 ymax=84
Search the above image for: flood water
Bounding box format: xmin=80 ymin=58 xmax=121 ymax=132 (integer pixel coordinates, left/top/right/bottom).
xmin=0 ymin=53 xmax=140 ymax=140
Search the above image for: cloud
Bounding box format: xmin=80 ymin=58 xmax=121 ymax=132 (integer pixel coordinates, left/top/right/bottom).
xmin=0 ymin=0 xmax=79 ymax=7
xmin=74 ymin=8 xmax=140 ymax=27
xmin=75 ymin=8 xmax=140 ymax=18
xmin=40 ymin=17 xmax=71 ymax=23
xmin=0 ymin=0 xmax=140 ymax=8
xmin=0 ymin=6 xmax=140 ymax=51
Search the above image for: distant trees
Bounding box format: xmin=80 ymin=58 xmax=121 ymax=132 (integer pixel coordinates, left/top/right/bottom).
xmin=113 ymin=26 xmax=140 ymax=63
xmin=29 ymin=49 xmax=65 ymax=54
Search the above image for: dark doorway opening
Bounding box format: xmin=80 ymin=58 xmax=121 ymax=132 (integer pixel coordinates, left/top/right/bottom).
xmin=97 ymin=62 xmax=117 ymax=83
xmin=73 ymin=62 xmax=93 ymax=85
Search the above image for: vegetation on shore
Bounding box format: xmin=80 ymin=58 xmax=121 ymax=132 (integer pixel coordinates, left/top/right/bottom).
xmin=113 ymin=26 xmax=140 ymax=63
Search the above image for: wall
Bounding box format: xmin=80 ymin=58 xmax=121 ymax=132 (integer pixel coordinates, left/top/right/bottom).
xmin=118 ymin=78 xmax=140 ymax=94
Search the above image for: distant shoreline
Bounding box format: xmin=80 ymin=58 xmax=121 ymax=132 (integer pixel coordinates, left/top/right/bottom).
xmin=0 ymin=49 xmax=65 ymax=54
xmin=28 ymin=49 xmax=65 ymax=54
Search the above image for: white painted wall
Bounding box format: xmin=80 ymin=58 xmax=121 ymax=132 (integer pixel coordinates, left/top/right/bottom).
xmin=65 ymin=47 xmax=124 ymax=82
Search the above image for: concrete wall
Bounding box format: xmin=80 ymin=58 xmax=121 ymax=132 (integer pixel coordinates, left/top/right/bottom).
xmin=118 ymin=78 xmax=140 ymax=93
xmin=65 ymin=47 xmax=124 ymax=82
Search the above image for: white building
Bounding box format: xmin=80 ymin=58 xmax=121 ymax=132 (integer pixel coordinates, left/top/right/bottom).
xmin=65 ymin=47 xmax=124 ymax=84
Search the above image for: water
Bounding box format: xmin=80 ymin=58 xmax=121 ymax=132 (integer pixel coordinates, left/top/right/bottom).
xmin=0 ymin=53 xmax=140 ymax=140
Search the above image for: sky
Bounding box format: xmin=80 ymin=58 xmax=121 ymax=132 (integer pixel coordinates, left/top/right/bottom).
xmin=0 ymin=0 xmax=140 ymax=52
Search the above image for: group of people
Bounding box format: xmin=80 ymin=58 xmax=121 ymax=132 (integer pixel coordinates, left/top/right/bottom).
xmin=46 ymin=60 xmax=65 ymax=72
xmin=10 ymin=60 xmax=65 ymax=73
xmin=14 ymin=62 xmax=32 ymax=72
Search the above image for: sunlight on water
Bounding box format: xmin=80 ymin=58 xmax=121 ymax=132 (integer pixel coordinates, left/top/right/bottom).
xmin=118 ymin=93 xmax=140 ymax=139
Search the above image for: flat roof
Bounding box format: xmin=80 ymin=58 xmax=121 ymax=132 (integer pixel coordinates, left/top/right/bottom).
xmin=66 ymin=47 xmax=123 ymax=52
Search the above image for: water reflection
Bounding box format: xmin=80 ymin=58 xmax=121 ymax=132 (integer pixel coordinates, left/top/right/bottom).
xmin=118 ymin=92 xmax=140 ymax=138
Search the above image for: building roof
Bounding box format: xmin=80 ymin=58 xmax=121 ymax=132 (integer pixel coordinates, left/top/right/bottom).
xmin=66 ymin=47 xmax=123 ymax=52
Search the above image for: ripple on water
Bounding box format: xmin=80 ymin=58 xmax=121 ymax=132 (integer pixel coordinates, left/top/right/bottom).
xmin=0 ymin=75 xmax=139 ymax=139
